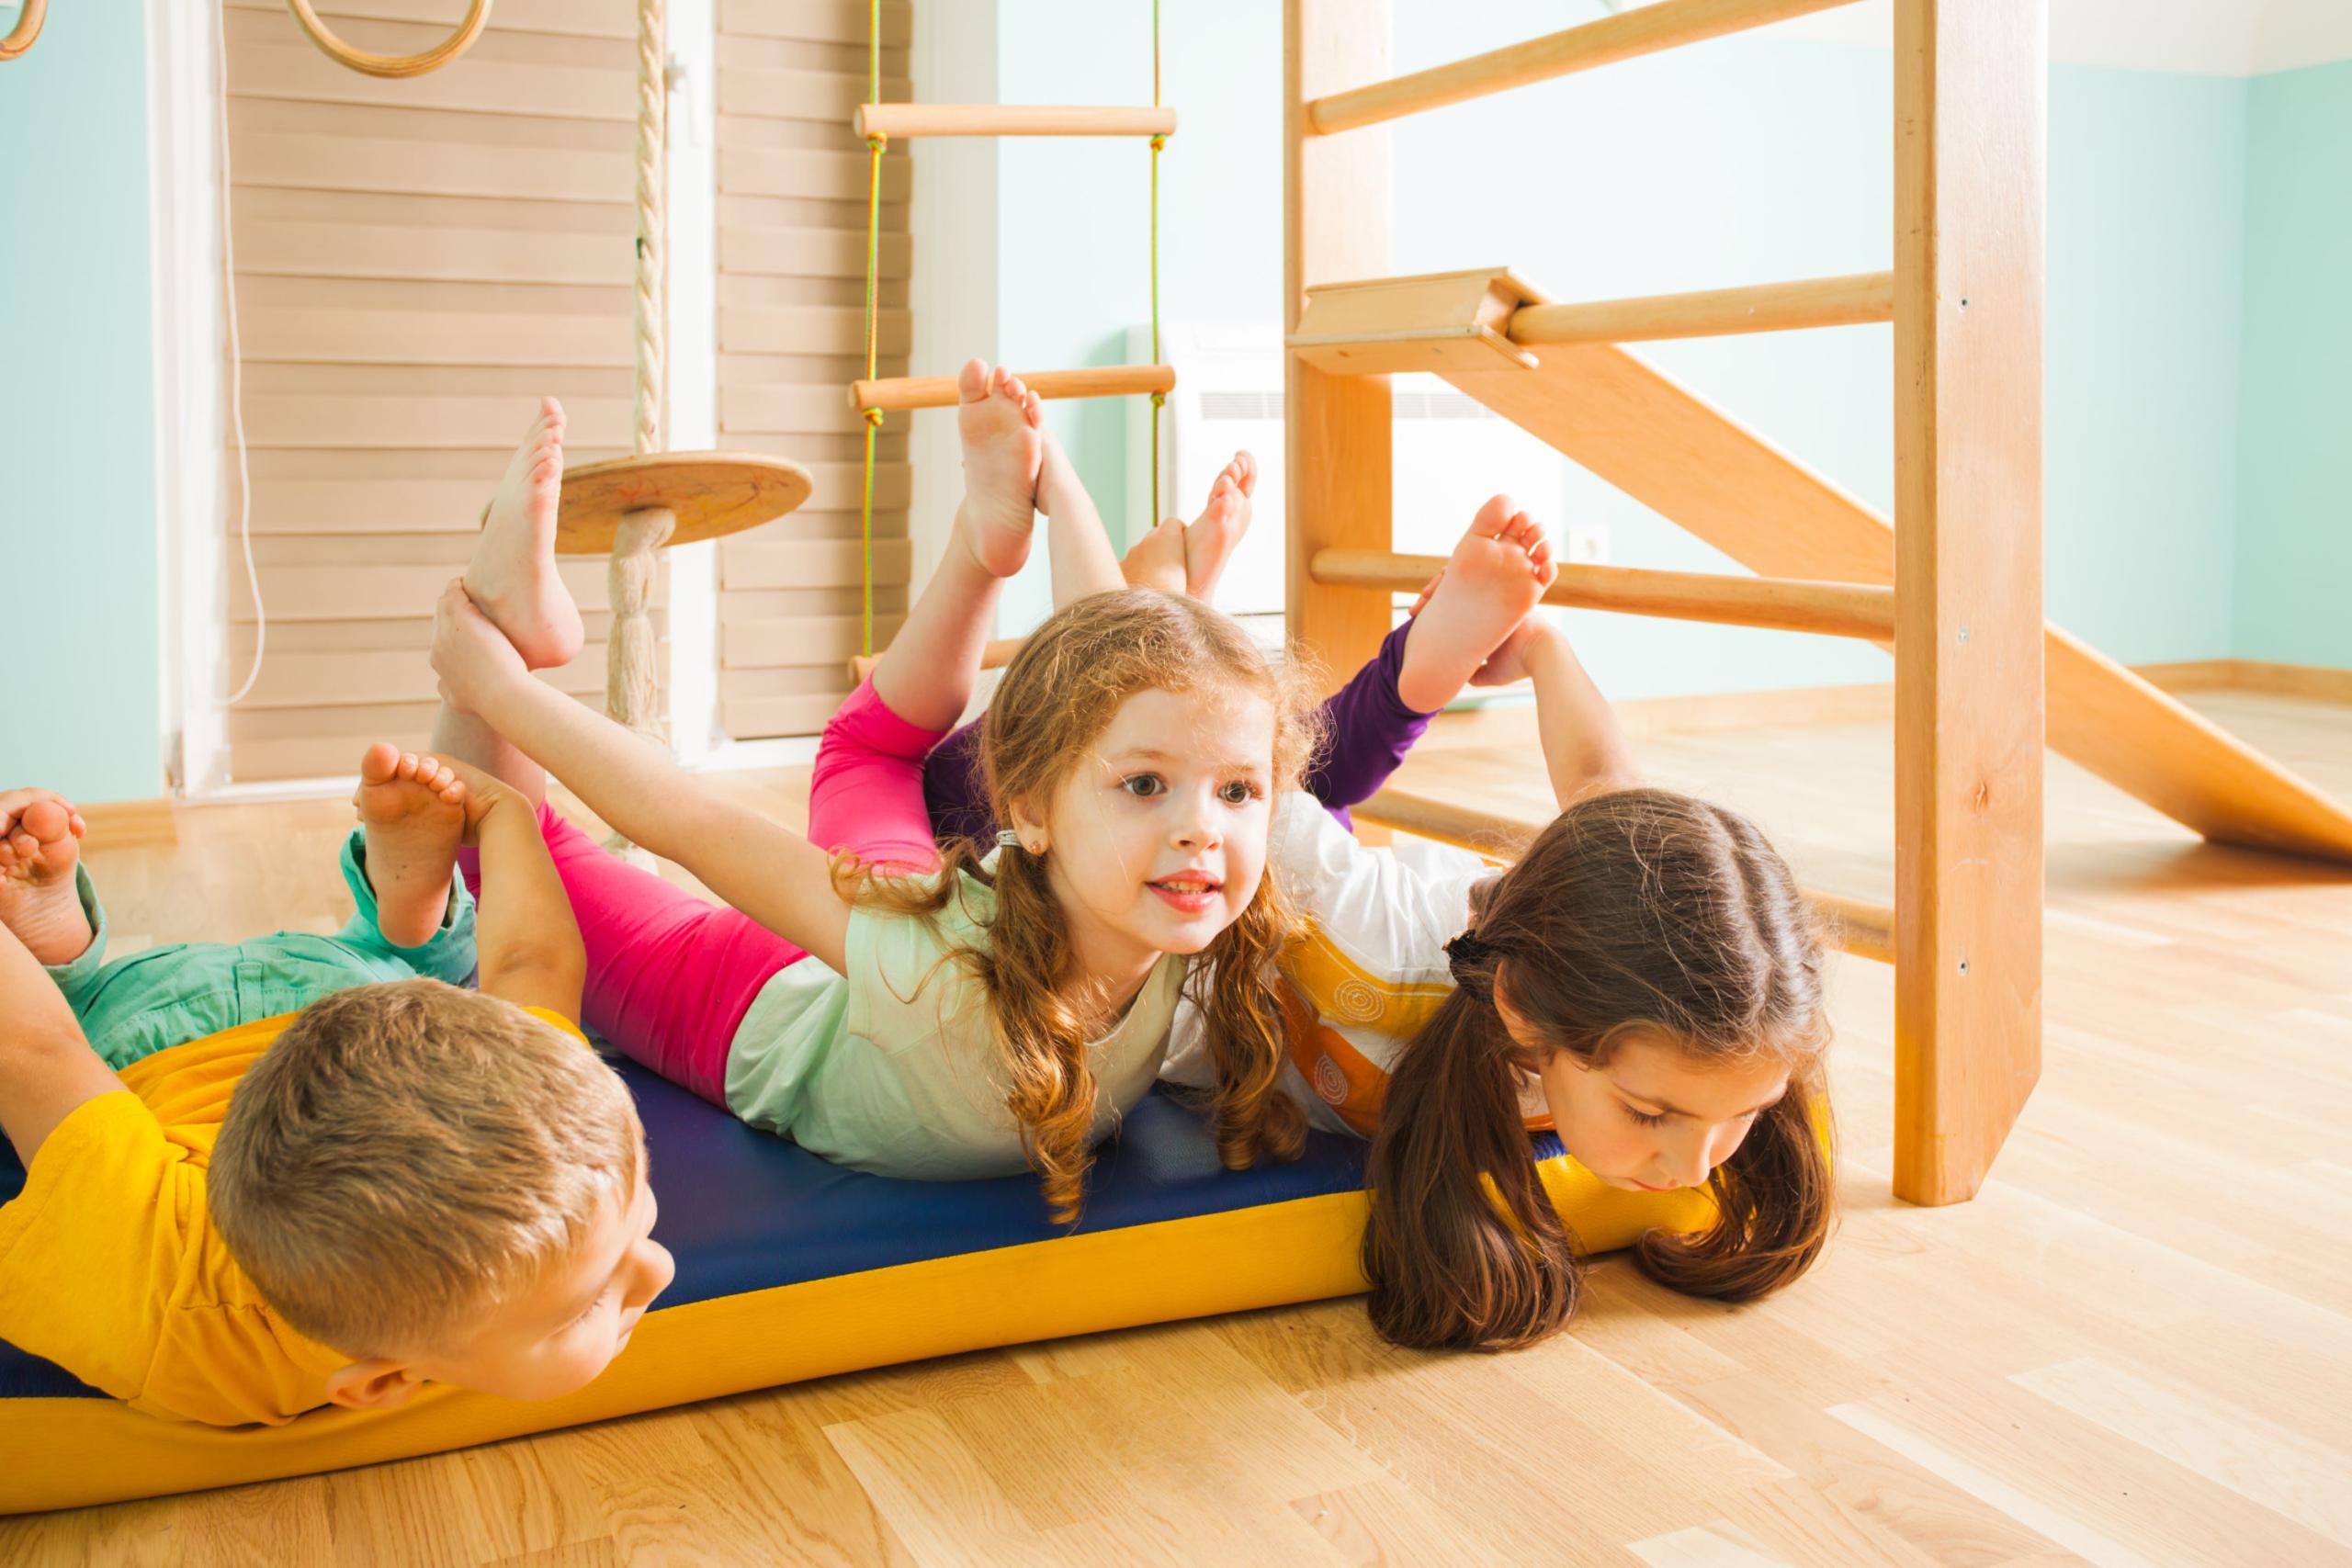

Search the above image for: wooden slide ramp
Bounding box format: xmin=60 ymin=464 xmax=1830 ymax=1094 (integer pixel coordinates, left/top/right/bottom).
xmin=1293 ymin=267 xmax=2352 ymax=863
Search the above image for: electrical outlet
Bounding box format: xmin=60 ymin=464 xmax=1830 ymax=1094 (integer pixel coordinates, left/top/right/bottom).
xmin=1566 ymin=523 xmax=1609 ymax=565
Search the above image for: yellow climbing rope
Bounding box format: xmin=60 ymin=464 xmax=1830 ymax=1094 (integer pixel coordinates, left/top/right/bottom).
xmin=1148 ymin=0 xmax=1166 ymax=524
xmin=854 ymin=0 xmax=1167 ymax=654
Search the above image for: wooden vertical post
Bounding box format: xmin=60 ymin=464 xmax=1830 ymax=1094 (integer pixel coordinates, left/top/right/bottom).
xmin=1285 ymin=0 xmax=1394 ymax=691
xmin=1892 ymin=0 xmax=2046 ymax=1204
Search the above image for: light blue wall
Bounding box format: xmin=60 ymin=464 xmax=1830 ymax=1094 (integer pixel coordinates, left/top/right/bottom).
xmin=0 ymin=3 xmax=162 ymax=801
xmin=990 ymin=3 xmax=2270 ymax=694
xmin=2234 ymin=60 xmax=2352 ymax=666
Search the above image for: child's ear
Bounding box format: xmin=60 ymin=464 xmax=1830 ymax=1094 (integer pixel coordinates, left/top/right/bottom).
xmin=1004 ymin=800 xmax=1049 ymax=857
xmin=323 ymin=1358 xmax=428 ymax=1412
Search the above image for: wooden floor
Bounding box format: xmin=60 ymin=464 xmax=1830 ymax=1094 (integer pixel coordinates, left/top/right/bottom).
xmin=8 ymin=687 xmax=2352 ymax=1565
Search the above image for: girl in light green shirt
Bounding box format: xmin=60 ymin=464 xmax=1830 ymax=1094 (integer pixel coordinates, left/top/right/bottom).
xmin=430 ymin=367 xmax=1318 ymax=1219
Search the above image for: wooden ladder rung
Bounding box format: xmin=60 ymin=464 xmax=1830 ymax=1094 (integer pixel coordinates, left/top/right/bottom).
xmin=1510 ymin=272 xmax=1894 ymax=345
xmin=1355 ymin=787 xmax=1894 ymax=965
xmin=850 ymin=365 xmax=1176 ymax=412
xmin=1311 ymin=549 xmax=1895 ymax=640
xmin=849 ymin=637 xmax=1025 ymax=685
xmin=1305 ymin=0 xmax=1862 ymax=135
xmin=854 ymin=104 xmax=1178 ymax=140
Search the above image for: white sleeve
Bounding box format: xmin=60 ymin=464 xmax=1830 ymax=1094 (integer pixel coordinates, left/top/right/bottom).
xmin=1268 ymin=792 xmax=1488 ymax=991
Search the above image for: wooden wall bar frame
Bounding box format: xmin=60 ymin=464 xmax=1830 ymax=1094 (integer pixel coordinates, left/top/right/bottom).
xmin=1285 ymin=0 xmax=1396 ymax=694
xmin=1891 ymin=0 xmax=2046 ymax=1206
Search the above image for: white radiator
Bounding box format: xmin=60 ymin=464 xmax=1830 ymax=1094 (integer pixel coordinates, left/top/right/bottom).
xmin=1125 ymin=321 xmax=1573 ymax=616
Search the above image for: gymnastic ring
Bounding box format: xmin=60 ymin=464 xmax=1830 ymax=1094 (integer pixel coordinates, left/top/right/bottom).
xmin=0 ymin=0 xmax=49 ymax=63
xmin=285 ymin=0 xmax=492 ymax=80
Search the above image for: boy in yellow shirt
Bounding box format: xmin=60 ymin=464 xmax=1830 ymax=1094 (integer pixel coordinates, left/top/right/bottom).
xmin=0 ymin=745 xmax=674 ymax=1426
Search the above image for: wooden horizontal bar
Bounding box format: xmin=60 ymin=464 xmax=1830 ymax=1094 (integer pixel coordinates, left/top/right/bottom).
xmin=850 ymin=637 xmax=1023 ymax=684
xmin=1306 ymin=0 xmax=1860 ymax=135
xmin=1354 ymin=786 xmax=1894 ymax=965
xmin=1509 ymin=271 xmax=1895 ymax=345
xmin=853 ymin=104 xmax=1178 ymax=140
xmin=849 ymin=365 xmax=1176 ymax=412
xmin=1310 ymin=549 xmax=1895 ymax=639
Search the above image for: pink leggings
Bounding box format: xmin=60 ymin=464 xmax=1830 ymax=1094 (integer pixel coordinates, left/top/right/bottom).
xmin=459 ymin=680 xmax=949 ymax=1105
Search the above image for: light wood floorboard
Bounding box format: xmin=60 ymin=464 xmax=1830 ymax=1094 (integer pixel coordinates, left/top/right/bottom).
xmin=6 ymin=688 xmax=2351 ymax=1564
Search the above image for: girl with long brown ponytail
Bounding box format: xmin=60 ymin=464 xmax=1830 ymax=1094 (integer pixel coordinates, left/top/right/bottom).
xmin=1310 ymin=611 xmax=1838 ymax=1349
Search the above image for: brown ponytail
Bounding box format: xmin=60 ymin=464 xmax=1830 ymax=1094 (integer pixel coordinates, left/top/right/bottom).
xmin=1363 ymin=987 xmax=1578 ymax=1348
xmin=1364 ymin=787 xmax=1838 ymax=1348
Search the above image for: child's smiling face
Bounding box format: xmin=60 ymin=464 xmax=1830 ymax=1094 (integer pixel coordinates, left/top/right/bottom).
xmin=1013 ymin=683 xmax=1276 ymax=977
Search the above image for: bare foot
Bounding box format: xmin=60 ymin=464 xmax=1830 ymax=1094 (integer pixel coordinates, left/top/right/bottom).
xmin=1121 ymin=516 xmax=1189 ymax=596
xmin=1396 ymin=495 xmax=1557 ymax=712
xmin=0 ymin=790 xmax=93 ymax=965
xmin=465 ymin=398 xmax=582 ymax=671
xmin=1183 ymin=450 xmax=1256 ymax=601
xmin=354 ymin=743 xmax=468 ymax=950
xmin=956 ymin=360 xmax=1045 ymax=579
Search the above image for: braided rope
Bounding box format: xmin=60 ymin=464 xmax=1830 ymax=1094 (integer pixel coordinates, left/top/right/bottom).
xmin=607 ymin=0 xmax=669 ymax=758
xmin=632 ymin=0 xmax=666 ymax=457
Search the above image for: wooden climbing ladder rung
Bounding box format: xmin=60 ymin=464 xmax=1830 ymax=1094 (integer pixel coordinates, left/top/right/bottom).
xmin=1311 ymin=549 xmax=1896 ymax=639
xmin=850 ymin=365 xmax=1177 ymax=412
xmin=1304 ymin=0 xmax=1864 ymax=136
xmin=1352 ymin=786 xmax=1896 ymax=965
xmin=1509 ymin=272 xmax=1895 ymax=345
xmin=854 ymin=104 xmax=1179 ymax=140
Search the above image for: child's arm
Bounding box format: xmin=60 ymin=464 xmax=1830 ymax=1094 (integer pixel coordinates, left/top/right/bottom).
xmin=1494 ymin=618 xmax=1643 ymax=808
xmin=436 ymin=758 xmax=589 ymax=1023
xmin=1038 ymin=430 xmax=1127 ymax=609
xmin=431 ymin=584 xmax=852 ymax=973
xmin=0 ymin=923 xmax=123 ymax=1166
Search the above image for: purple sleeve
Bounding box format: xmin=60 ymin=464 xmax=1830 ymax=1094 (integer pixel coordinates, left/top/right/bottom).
xmin=1305 ymin=620 xmax=1432 ymax=829
xmin=921 ymin=719 xmax=996 ymax=845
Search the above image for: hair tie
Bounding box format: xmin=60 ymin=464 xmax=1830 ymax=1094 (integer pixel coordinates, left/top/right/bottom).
xmin=995 ymin=829 xmax=1021 ymax=850
xmin=1444 ymin=931 xmax=1495 ymax=997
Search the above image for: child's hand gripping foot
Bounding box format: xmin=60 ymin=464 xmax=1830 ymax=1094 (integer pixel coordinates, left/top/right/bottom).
xmin=464 ymin=397 xmax=583 ymax=671
xmin=354 ymin=743 xmax=469 ymax=950
xmin=0 ymin=790 xmax=93 ymax=965
xmin=956 ymin=360 xmax=1046 ymax=579
xmin=1396 ymin=495 xmax=1558 ymax=712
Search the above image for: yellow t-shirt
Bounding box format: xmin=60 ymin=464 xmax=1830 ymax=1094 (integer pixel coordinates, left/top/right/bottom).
xmin=0 ymin=1004 xmax=589 ymax=1427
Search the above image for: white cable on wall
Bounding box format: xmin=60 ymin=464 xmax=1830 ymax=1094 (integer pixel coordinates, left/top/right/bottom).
xmin=214 ymin=2 xmax=265 ymax=706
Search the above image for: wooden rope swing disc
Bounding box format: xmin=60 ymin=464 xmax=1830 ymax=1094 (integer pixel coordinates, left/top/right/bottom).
xmin=285 ymin=0 xmax=492 ymax=80
xmin=554 ymin=452 xmax=813 ymax=557
xmin=0 ymin=0 xmax=48 ymax=62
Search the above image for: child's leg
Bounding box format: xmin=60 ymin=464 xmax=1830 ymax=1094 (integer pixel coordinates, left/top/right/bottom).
xmin=334 ymin=745 xmax=477 ymax=979
xmin=808 ymin=360 xmax=1042 ymax=873
xmin=808 ymin=680 xmax=955 ymax=875
xmin=429 ymin=398 xmax=578 ymax=802
xmin=1037 ymin=429 xmax=1126 ymax=609
xmin=348 ymin=743 xmax=469 ymax=950
xmin=870 ymin=360 xmax=1043 ymax=733
xmin=1394 ymin=496 xmax=1555 ymax=712
xmin=0 ymin=792 xmax=93 ymax=968
xmin=1311 ymin=498 xmax=1558 ymax=825
xmin=458 ymin=803 xmax=804 ymax=1106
